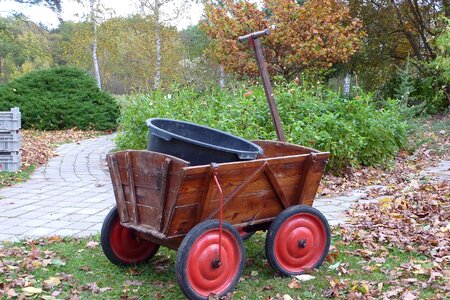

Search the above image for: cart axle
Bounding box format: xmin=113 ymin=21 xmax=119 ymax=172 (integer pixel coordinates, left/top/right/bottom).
xmin=298 ymin=239 xmax=307 ymax=248
xmin=212 ymin=258 xmax=222 ymax=269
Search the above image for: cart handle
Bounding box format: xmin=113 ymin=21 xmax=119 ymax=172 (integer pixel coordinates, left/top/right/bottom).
xmin=238 ymin=29 xmax=270 ymax=43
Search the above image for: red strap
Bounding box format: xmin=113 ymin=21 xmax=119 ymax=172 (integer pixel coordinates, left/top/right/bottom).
xmin=213 ymin=168 xmax=223 ymax=262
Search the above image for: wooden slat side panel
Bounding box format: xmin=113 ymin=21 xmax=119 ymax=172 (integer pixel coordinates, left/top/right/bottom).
xmin=299 ymin=155 xmax=329 ymax=206
xmin=167 ymin=204 xmax=199 ymax=236
xmin=107 ymin=153 xmax=130 ymax=223
xmin=208 ymin=177 xmax=284 ymax=224
xmin=252 ymin=140 xmax=320 ymax=158
xmin=125 ymin=203 xmax=162 ymax=229
xmin=125 ymin=152 xmax=139 ymax=225
xmin=108 ymin=150 xmax=189 ymax=233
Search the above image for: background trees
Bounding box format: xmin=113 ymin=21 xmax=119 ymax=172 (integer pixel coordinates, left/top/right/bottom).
xmin=201 ymin=0 xmax=365 ymax=80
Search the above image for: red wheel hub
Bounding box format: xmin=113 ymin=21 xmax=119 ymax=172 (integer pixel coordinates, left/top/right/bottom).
xmin=186 ymin=229 xmax=241 ymax=296
xmin=274 ymin=213 xmax=327 ymax=273
xmin=109 ymin=215 xmax=157 ymax=264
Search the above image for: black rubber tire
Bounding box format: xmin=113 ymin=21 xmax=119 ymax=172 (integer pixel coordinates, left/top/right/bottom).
xmin=100 ymin=206 xmax=160 ymax=266
xmin=176 ymin=220 xmax=245 ymax=300
xmin=265 ymin=205 xmax=331 ymax=276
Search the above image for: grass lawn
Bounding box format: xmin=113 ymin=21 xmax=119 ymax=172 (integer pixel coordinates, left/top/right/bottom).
xmin=0 ymin=165 xmax=35 ymax=188
xmin=1 ymin=228 xmax=445 ymax=299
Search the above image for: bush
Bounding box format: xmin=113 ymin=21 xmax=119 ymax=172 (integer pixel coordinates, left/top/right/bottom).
xmin=0 ymin=67 xmax=119 ymax=130
xmin=116 ymin=83 xmax=408 ymax=171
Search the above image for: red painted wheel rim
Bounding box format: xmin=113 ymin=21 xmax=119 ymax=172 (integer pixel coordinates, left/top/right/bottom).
xmin=186 ymin=229 xmax=241 ymax=296
xmin=110 ymin=215 xmax=157 ymax=264
xmin=274 ymin=213 xmax=327 ymax=273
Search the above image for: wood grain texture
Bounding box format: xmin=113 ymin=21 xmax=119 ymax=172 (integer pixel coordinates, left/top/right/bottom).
xmin=107 ymin=141 xmax=329 ymax=248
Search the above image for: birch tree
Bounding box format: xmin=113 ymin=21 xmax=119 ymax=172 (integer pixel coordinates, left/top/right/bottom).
xmin=89 ymin=0 xmax=101 ymax=89
xmin=138 ymin=0 xmax=191 ymax=89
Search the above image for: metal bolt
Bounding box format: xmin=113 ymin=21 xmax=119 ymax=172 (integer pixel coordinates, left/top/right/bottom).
xmin=298 ymin=239 xmax=307 ymax=248
xmin=212 ymin=259 xmax=222 ymax=269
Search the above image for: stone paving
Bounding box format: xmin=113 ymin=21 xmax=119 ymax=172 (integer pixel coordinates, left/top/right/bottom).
xmin=0 ymin=135 xmax=115 ymax=242
xmin=0 ymin=134 xmax=447 ymax=243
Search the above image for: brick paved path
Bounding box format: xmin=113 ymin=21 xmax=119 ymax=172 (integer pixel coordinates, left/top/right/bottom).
xmin=0 ymin=135 xmax=115 ymax=242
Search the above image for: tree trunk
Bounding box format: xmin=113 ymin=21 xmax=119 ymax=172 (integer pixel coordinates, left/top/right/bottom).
xmin=153 ymin=0 xmax=161 ymax=90
xmin=219 ymin=65 xmax=225 ymax=88
xmin=343 ymin=73 xmax=351 ymax=96
xmin=90 ymin=0 xmax=102 ymax=90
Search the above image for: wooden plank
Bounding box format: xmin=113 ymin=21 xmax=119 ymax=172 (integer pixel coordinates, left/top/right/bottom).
xmin=159 ymin=158 xmax=171 ymax=230
xmin=167 ymin=204 xmax=199 ymax=236
xmin=107 ymin=154 xmax=130 ymax=223
xmin=299 ymin=156 xmax=329 ymax=206
xmin=125 ymin=152 xmax=139 ymax=225
xmin=162 ymin=167 xmax=187 ymax=234
xmin=264 ymin=164 xmax=289 ymax=209
xmin=195 ymin=164 xmax=216 ymax=223
xmin=205 ymin=163 xmax=267 ymax=220
xmin=252 ymin=140 xmax=319 ymax=158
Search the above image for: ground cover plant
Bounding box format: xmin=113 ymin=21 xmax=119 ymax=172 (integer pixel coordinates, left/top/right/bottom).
xmin=0 ymin=67 xmax=119 ymax=131
xmin=116 ymin=82 xmax=407 ymax=172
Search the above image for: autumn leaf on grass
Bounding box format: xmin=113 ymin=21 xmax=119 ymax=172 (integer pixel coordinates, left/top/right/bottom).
xmin=43 ymin=277 xmax=61 ymax=290
xmin=6 ymin=289 xmax=17 ymax=298
xmin=293 ymin=274 xmax=315 ymax=282
xmin=22 ymin=286 xmax=42 ymax=296
xmin=288 ymin=278 xmax=301 ymax=289
xmin=124 ymin=280 xmax=144 ymax=287
xmin=86 ymin=241 xmax=99 ymax=249
xmin=51 ymin=258 xmax=66 ymax=267
xmin=82 ymin=282 xmax=100 ymax=294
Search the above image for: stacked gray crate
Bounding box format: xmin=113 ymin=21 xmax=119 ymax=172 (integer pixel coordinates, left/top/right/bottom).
xmin=0 ymin=108 xmax=21 ymax=171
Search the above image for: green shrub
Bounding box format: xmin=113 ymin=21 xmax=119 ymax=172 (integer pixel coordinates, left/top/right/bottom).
xmin=116 ymin=83 xmax=408 ymax=171
xmin=0 ymin=67 xmax=119 ymax=130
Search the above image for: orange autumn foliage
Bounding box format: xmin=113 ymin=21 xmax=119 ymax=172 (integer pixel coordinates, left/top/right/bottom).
xmin=201 ymin=0 xmax=365 ymax=79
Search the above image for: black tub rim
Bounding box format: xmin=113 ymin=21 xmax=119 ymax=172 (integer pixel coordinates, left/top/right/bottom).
xmin=146 ymin=118 xmax=263 ymax=160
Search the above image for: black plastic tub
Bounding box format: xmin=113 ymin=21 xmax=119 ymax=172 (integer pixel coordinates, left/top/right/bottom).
xmin=146 ymin=118 xmax=263 ymax=166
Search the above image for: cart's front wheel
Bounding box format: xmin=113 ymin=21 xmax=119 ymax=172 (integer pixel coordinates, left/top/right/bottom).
xmin=101 ymin=206 xmax=159 ymax=266
xmin=176 ymin=220 xmax=245 ymax=300
xmin=265 ymin=205 xmax=330 ymax=276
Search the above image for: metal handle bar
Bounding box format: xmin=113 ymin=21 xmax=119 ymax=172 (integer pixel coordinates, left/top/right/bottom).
xmin=238 ymin=29 xmax=270 ymax=43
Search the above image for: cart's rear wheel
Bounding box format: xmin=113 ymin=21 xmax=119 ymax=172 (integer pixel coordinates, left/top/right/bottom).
xmin=101 ymin=206 xmax=159 ymax=266
xmin=237 ymin=226 xmax=255 ymax=240
xmin=265 ymin=205 xmax=330 ymax=276
xmin=176 ymin=220 xmax=245 ymax=300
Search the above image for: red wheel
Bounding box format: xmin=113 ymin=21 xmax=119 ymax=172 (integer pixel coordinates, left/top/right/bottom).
xmin=176 ymin=220 xmax=245 ymax=300
xmin=237 ymin=226 xmax=255 ymax=240
xmin=101 ymin=206 xmax=159 ymax=266
xmin=265 ymin=205 xmax=330 ymax=276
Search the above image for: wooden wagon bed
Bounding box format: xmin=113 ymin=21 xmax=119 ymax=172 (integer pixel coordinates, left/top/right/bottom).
xmin=107 ymin=140 xmax=329 ymax=250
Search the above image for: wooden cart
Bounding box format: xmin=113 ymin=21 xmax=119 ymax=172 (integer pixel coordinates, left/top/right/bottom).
xmin=101 ymin=140 xmax=330 ymax=300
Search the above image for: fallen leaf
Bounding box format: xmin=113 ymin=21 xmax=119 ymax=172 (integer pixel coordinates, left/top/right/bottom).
xmin=86 ymin=241 xmax=99 ymax=249
xmin=401 ymin=291 xmax=418 ymax=300
xmin=6 ymin=289 xmax=18 ymax=298
xmin=43 ymin=277 xmax=61 ymax=289
xmin=293 ymin=274 xmax=315 ymax=282
xmin=22 ymin=286 xmax=42 ymax=296
xmin=124 ymin=280 xmax=143 ymax=286
xmin=288 ymin=278 xmax=301 ymax=289
xmin=328 ymin=262 xmax=341 ymax=270
xmin=51 ymin=258 xmax=66 ymax=267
